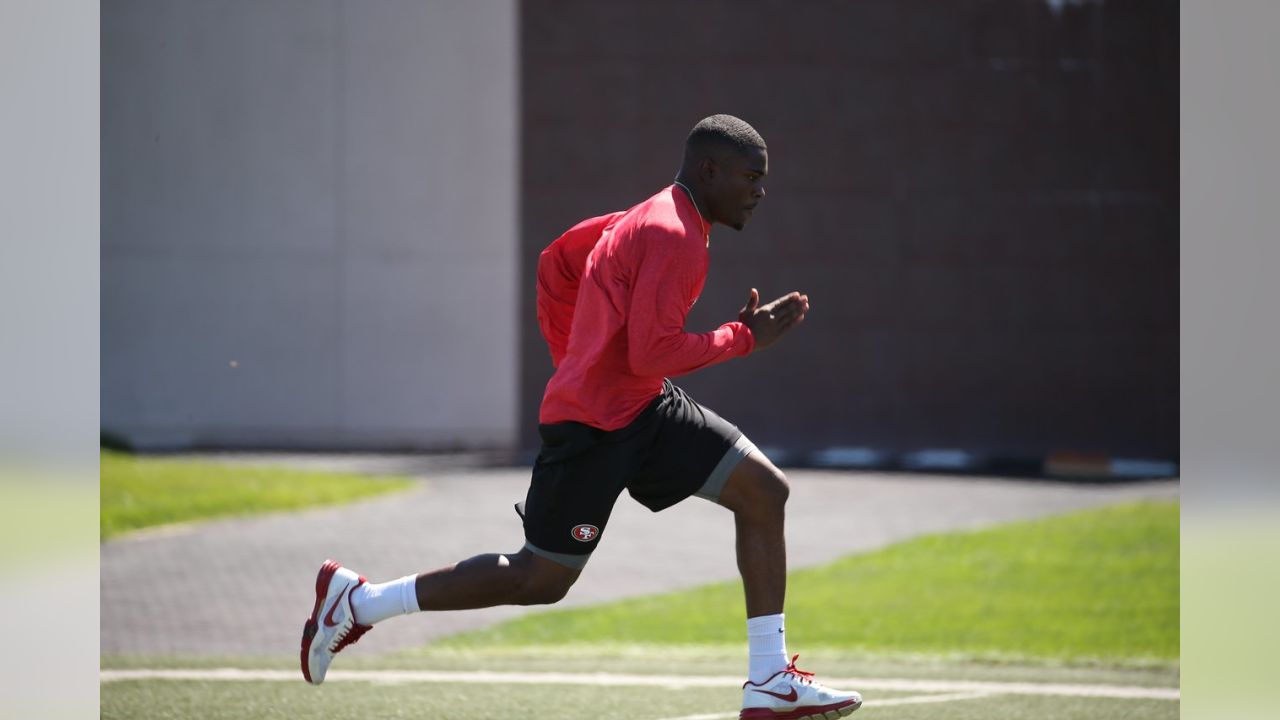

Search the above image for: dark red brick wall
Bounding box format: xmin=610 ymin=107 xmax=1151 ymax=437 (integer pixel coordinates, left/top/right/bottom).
xmin=518 ymin=0 xmax=1178 ymax=462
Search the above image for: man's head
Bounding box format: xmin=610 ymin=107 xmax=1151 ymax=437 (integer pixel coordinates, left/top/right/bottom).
xmin=678 ymin=114 xmax=768 ymax=231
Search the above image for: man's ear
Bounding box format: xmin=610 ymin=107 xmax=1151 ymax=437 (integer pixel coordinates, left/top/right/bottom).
xmin=696 ymin=156 xmax=718 ymax=184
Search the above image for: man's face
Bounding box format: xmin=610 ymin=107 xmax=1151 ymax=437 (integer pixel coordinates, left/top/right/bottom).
xmin=708 ymin=146 xmax=768 ymax=231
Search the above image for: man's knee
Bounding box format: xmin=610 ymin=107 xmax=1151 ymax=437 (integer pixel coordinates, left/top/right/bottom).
xmin=510 ymin=551 xmax=579 ymax=605
xmin=516 ymin=574 xmax=575 ymax=605
xmin=759 ymin=465 xmax=790 ymax=506
xmin=721 ymin=455 xmax=790 ymax=515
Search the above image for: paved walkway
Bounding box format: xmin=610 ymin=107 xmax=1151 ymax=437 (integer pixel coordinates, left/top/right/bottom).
xmin=101 ymin=455 xmax=1178 ymax=657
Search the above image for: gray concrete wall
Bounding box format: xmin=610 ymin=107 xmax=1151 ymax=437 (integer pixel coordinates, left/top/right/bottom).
xmin=102 ymin=0 xmax=518 ymax=450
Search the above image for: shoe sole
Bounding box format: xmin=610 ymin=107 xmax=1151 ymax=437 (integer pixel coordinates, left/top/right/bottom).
xmin=300 ymin=559 xmax=342 ymax=685
xmin=740 ymin=698 xmax=862 ymax=720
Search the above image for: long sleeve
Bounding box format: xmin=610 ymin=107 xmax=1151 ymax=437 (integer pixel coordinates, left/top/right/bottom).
xmin=541 ymin=186 xmax=754 ymax=429
xmin=626 ymin=232 xmax=755 ymax=378
xmin=536 ymin=211 xmax=625 ymax=367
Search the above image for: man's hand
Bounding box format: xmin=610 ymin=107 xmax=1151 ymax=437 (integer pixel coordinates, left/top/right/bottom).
xmin=738 ymin=288 xmax=810 ymax=352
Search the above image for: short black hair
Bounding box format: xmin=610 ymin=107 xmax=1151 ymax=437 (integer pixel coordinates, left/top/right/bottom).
xmin=684 ymin=114 xmax=766 ymax=157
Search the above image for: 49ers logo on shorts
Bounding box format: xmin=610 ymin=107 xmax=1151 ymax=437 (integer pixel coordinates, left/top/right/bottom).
xmin=571 ymin=524 xmax=599 ymax=542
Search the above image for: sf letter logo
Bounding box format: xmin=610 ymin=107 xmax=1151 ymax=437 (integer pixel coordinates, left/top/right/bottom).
xmin=571 ymin=524 xmax=599 ymax=542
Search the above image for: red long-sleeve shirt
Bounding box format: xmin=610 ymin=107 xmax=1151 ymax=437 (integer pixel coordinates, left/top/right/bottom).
xmin=536 ymin=185 xmax=755 ymax=430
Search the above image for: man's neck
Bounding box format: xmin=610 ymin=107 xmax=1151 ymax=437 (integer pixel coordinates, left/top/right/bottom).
xmin=672 ymin=174 xmax=711 ymax=226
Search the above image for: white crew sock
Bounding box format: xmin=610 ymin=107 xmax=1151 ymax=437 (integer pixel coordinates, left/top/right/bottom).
xmin=746 ymin=613 xmax=789 ymax=684
xmin=350 ymin=574 xmax=421 ymax=626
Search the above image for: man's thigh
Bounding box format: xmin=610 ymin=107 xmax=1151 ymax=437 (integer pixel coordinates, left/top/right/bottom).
xmin=629 ymin=381 xmax=760 ymax=510
xmin=520 ymin=422 xmax=636 ymax=569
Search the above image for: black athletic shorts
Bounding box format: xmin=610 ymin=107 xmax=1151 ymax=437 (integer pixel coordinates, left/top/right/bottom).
xmin=517 ymin=379 xmax=757 ymax=570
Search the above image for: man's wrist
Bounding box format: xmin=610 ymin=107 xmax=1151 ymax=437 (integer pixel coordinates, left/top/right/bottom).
xmin=739 ymin=322 xmax=756 ymax=355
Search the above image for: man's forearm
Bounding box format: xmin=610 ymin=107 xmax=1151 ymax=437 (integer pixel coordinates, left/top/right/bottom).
xmin=628 ymin=321 xmax=754 ymax=378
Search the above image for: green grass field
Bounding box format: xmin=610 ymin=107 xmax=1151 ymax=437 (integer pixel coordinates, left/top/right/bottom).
xmin=100 ymin=646 xmax=1179 ymax=720
xmin=100 ymin=450 xmax=415 ymax=540
xmin=101 ymin=675 xmax=1177 ymax=720
xmin=102 ymin=642 xmax=1181 ymax=718
xmin=441 ymin=500 xmax=1179 ymax=665
xmin=102 ymin=500 xmax=1179 ymax=718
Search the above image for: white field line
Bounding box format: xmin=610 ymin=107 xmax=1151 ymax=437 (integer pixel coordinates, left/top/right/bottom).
xmin=869 ymin=691 xmax=1000 ymax=707
xmin=100 ymin=668 xmax=1179 ymax=701
xmin=658 ymin=692 xmax=999 ymax=720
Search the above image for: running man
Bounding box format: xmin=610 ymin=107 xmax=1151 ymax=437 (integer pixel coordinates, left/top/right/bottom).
xmin=301 ymin=115 xmax=863 ymax=719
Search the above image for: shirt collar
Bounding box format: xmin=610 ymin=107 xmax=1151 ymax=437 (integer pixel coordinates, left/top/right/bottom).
xmin=670 ymin=183 xmax=711 ymax=247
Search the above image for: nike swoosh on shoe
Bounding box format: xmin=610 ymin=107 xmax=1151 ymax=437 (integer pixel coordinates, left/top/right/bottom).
xmin=750 ymin=687 xmax=799 ymax=702
xmin=322 ymin=584 xmax=351 ymax=628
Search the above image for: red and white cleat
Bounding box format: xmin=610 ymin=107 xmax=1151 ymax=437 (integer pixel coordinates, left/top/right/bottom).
xmin=300 ymin=559 xmax=373 ymax=685
xmin=739 ymin=655 xmax=862 ymax=719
